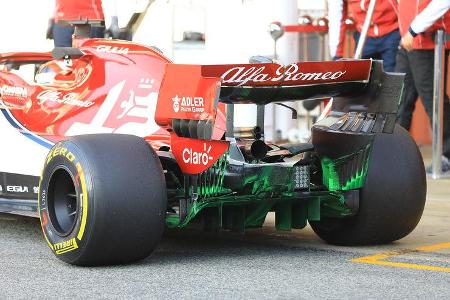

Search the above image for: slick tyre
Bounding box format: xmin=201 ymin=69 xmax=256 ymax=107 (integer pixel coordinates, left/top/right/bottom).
xmin=39 ymin=134 xmax=166 ymax=265
xmin=310 ymin=125 xmax=426 ymax=245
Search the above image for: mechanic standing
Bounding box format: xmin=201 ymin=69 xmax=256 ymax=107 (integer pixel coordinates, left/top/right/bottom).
xmin=327 ymin=0 xmax=399 ymax=71
xmin=396 ymin=0 xmax=450 ymax=173
xmin=47 ymin=0 xmax=105 ymax=47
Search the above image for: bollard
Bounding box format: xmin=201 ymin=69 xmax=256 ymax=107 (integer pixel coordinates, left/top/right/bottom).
xmin=269 ymin=21 xmax=284 ymax=60
xmin=431 ymin=30 xmax=445 ymax=179
xmin=297 ymin=15 xmax=312 ymax=132
xmin=316 ymin=16 xmax=328 ymax=61
xmin=268 ymin=21 xmax=284 ymax=141
xmin=316 ymin=17 xmax=328 ymax=126
xmin=298 ymin=15 xmax=312 ymax=63
xmin=344 ymin=17 xmax=355 ymax=58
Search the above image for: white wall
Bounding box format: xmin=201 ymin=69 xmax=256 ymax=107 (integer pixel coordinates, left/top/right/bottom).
xmin=0 ymin=0 xmax=152 ymax=53
xmin=204 ymin=0 xmax=299 ymax=139
xmin=204 ymin=0 xmax=298 ymax=65
xmin=0 ymin=0 xmax=302 ymax=61
xmin=0 ymin=0 xmax=54 ymax=53
xmin=297 ymin=0 xmax=326 ymax=11
xmin=133 ymin=0 xmax=175 ymax=58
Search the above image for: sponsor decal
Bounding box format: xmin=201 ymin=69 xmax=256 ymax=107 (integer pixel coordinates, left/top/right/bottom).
xmin=54 ymin=237 xmax=79 ymax=255
xmin=221 ymin=64 xmax=347 ymax=86
xmin=183 ymin=143 xmax=213 ymax=166
xmin=172 ymin=95 xmax=180 ymax=112
xmin=37 ymin=90 xmax=94 ymax=108
xmin=96 ymin=45 xmax=129 ymax=55
xmin=73 ymin=66 xmax=92 ymax=85
xmin=46 ymin=145 xmax=76 ymax=164
xmin=171 ymin=137 xmax=229 ymax=174
xmin=0 ymin=173 xmax=40 ymax=196
xmin=172 ymin=95 xmax=205 ymax=113
xmin=6 ymin=185 xmax=29 ymax=193
xmin=118 ymin=78 xmax=155 ymax=119
xmin=1 ymin=85 xmax=28 ymax=98
xmin=66 ymin=78 xmax=160 ymax=137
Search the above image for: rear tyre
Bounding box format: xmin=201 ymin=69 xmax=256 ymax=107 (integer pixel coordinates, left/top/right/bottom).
xmin=39 ymin=134 xmax=166 ymax=265
xmin=310 ymin=125 xmax=426 ymax=245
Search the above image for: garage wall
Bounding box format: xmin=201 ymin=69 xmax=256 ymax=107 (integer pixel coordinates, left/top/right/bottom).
xmin=0 ymin=0 xmax=54 ymax=53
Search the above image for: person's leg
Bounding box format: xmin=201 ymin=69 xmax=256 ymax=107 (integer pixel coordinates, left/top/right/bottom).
xmin=353 ymin=31 xmax=379 ymax=58
xmin=52 ymin=23 xmax=74 ymax=47
xmin=379 ymin=29 xmax=401 ymax=72
xmin=408 ymin=50 xmax=450 ymax=166
xmin=395 ymin=48 xmax=419 ymax=130
xmin=408 ymin=50 xmax=434 ymax=115
xmin=90 ymin=26 xmax=105 ymax=38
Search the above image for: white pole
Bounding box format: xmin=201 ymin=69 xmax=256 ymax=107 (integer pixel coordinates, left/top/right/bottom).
xmin=431 ymin=30 xmax=445 ymax=179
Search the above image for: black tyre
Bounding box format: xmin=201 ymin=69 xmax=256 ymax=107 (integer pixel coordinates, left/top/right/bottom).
xmin=39 ymin=134 xmax=166 ymax=265
xmin=310 ymin=125 xmax=426 ymax=245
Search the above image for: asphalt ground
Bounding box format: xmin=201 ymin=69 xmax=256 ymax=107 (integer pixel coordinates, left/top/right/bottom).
xmin=0 ymin=175 xmax=449 ymax=299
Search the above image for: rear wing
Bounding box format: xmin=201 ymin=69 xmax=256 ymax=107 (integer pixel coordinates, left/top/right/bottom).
xmin=201 ymin=60 xmax=371 ymax=103
xmin=155 ymin=59 xmax=404 ymax=140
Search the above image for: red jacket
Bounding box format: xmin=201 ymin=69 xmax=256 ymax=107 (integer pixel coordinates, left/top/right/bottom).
xmin=349 ymin=0 xmax=398 ymax=37
xmin=398 ymin=0 xmax=450 ymax=49
xmin=54 ymin=0 xmax=104 ymax=22
xmin=328 ymin=0 xmax=398 ymax=58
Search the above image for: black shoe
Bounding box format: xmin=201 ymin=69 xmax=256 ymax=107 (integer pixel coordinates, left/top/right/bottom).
xmin=426 ymin=155 xmax=450 ymax=174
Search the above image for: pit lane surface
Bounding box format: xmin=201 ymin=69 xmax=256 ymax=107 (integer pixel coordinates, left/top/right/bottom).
xmin=0 ymin=178 xmax=449 ymax=299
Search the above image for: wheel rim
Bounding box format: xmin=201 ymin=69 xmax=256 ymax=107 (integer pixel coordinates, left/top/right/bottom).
xmin=47 ymin=167 xmax=78 ymax=236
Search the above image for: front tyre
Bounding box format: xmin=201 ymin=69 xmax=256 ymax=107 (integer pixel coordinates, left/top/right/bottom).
xmin=39 ymin=134 xmax=166 ymax=265
xmin=310 ymin=125 xmax=426 ymax=245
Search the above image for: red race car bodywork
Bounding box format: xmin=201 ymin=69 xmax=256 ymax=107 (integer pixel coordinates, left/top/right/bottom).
xmin=0 ymin=34 xmax=426 ymax=266
xmin=0 ymin=38 xmax=372 ymax=176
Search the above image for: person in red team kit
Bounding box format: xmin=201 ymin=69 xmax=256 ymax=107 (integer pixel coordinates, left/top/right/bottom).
xmin=327 ymin=0 xmax=399 ymax=71
xmin=49 ymin=0 xmax=105 ymax=47
xmin=395 ymin=0 xmax=450 ymax=173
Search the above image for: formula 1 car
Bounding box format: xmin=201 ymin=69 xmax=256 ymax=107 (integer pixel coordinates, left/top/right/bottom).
xmin=0 ymin=30 xmax=426 ymax=266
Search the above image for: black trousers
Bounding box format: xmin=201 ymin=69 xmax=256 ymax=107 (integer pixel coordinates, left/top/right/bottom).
xmin=354 ymin=29 xmax=400 ymax=72
xmin=53 ymin=23 xmax=105 ymax=47
xmin=395 ymin=48 xmax=450 ymax=158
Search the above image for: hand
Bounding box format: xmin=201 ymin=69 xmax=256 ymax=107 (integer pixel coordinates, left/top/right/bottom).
xmin=400 ymin=32 xmax=414 ymax=51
